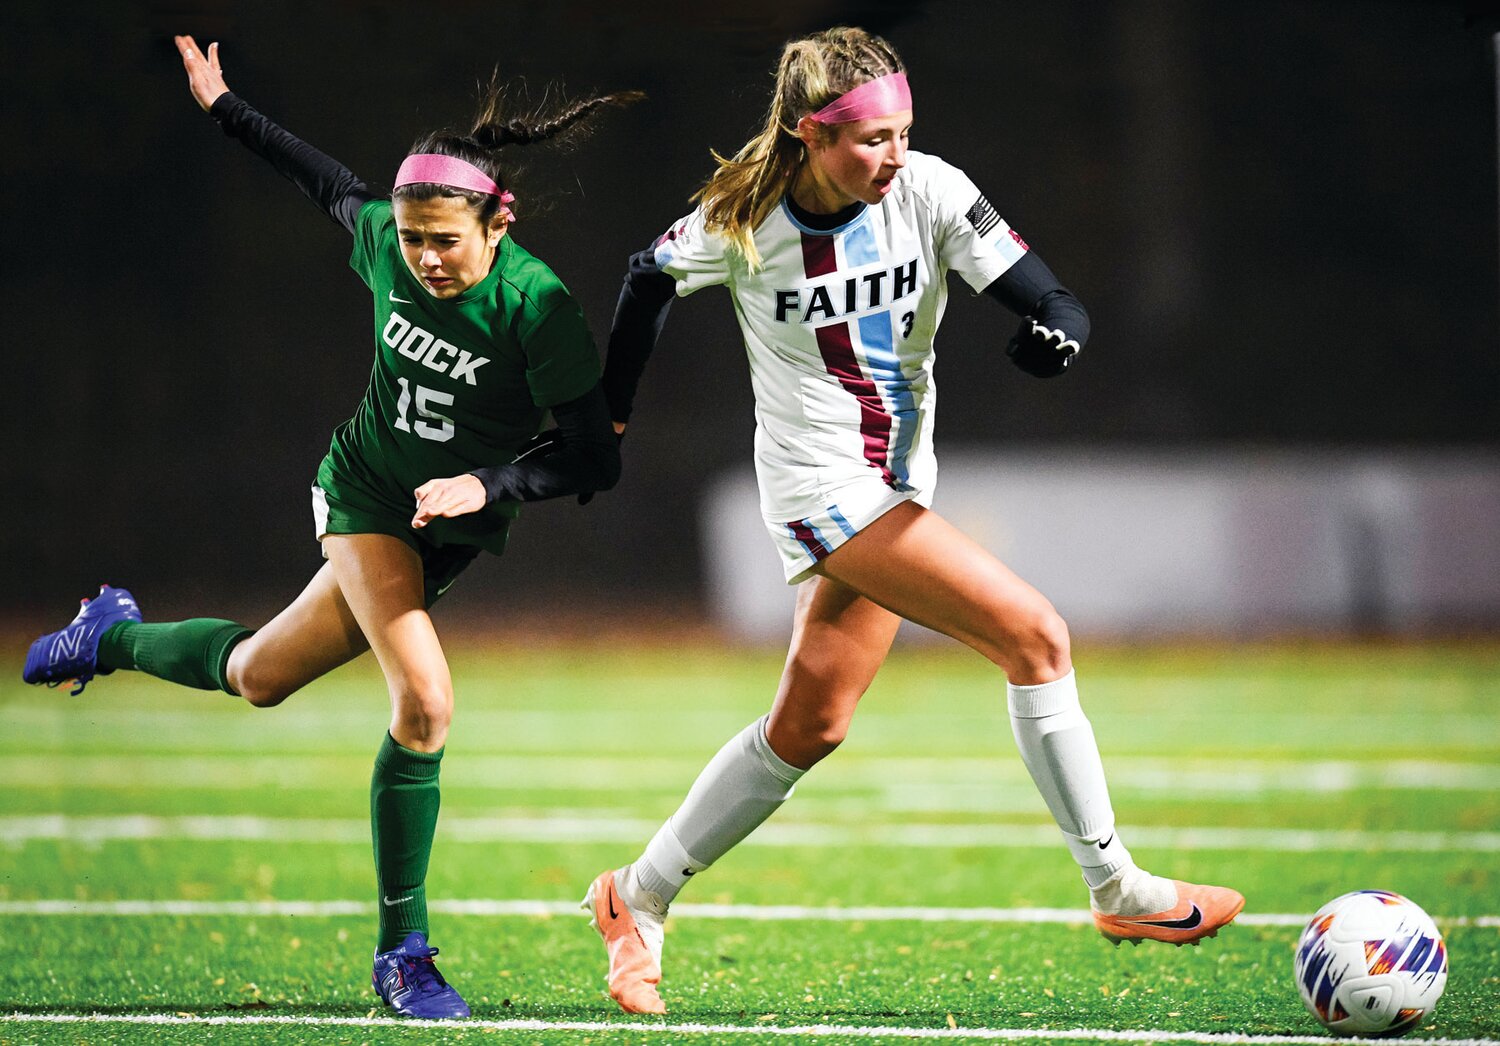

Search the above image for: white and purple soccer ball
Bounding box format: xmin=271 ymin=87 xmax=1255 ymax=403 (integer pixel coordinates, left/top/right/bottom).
xmin=1294 ymin=890 xmax=1448 ymax=1038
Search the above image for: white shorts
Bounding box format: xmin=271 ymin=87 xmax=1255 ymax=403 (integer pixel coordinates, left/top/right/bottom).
xmin=763 ymin=475 xmax=936 ymax=584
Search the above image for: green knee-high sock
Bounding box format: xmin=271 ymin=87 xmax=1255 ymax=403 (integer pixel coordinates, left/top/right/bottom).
xmin=372 ymin=732 xmax=443 ymax=952
xmin=97 ymin=620 xmax=253 ymax=692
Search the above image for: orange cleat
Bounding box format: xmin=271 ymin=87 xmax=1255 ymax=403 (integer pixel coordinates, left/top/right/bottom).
xmin=584 ymin=869 xmax=667 ymax=1014
xmin=1093 ymin=879 xmax=1246 ymax=947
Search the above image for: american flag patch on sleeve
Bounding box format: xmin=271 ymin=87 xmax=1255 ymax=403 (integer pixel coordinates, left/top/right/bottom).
xmin=965 ymin=194 xmax=1001 ymax=237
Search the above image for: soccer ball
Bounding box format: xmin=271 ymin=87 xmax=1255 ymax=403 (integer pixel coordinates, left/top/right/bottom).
xmin=1294 ymin=890 xmax=1447 ymax=1038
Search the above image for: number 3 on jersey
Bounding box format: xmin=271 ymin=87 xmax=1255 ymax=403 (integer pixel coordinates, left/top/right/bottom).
xmin=393 ymin=376 xmax=454 ymax=442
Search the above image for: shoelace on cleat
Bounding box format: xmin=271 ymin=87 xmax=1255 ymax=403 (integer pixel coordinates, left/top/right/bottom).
xmin=399 ymin=949 xmax=450 ymax=994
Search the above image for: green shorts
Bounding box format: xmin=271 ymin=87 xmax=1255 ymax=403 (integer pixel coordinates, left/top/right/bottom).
xmin=311 ymin=484 xmax=490 ymax=606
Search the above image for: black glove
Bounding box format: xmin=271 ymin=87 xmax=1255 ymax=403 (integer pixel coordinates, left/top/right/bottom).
xmin=1006 ymin=318 xmax=1081 ymax=378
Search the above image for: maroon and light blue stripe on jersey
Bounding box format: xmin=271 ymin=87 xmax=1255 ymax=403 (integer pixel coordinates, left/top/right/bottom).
xmin=784 ymin=506 xmax=857 ymax=565
xmin=802 ymin=223 xmax=917 ymax=491
xmin=844 ymin=222 xmax=920 ymax=488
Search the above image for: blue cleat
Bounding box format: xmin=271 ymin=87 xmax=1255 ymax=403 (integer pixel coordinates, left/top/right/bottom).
xmin=372 ymin=932 xmax=470 ymax=1019
xmin=22 ymin=585 xmax=141 ymax=696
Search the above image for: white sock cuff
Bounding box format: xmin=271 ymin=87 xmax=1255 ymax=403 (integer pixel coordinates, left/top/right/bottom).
xmin=643 ymin=820 xmax=707 ymax=886
xmin=751 ymin=715 xmax=807 ymax=786
xmin=1065 ymin=828 xmax=1132 ymax=884
xmin=1007 ymin=669 xmax=1079 ymax=718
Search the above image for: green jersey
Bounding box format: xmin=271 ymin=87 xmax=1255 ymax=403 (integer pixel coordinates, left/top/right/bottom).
xmin=318 ymin=200 xmax=601 ymax=552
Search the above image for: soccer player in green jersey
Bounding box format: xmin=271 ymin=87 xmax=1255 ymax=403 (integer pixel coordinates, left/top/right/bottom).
xmin=22 ymin=35 xmax=633 ymax=1019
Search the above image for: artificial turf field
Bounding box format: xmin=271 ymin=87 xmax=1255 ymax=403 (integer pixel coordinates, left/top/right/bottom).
xmin=1 ymin=639 xmax=1496 ymax=1044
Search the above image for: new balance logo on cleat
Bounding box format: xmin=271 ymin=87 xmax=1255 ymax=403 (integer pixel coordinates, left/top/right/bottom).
xmin=23 ymin=584 xmax=143 ymax=696
xmin=51 ymin=630 xmax=85 ymax=664
xmin=371 ymin=931 xmax=470 ymax=1019
xmin=380 ymin=968 xmax=407 ymax=1002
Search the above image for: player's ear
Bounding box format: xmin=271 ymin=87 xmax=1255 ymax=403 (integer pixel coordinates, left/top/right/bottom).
xmin=795 ymin=114 xmax=826 ymax=150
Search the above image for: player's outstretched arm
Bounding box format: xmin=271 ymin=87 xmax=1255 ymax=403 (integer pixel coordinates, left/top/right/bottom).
xmin=175 ymin=33 xmax=374 ymax=233
xmin=175 ymin=34 xmax=228 ymax=112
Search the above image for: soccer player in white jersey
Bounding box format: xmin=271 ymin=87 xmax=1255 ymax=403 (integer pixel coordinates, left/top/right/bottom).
xmin=587 ymin=27 xmax=1244 ymax=1014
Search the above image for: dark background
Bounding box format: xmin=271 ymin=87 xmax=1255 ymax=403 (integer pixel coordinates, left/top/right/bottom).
xmin=4 ymin=0 xmax=1497 ymax=627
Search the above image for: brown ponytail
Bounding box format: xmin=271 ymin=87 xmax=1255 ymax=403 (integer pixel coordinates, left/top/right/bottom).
xmin=396 ymin=78 xmax=644 ymax=224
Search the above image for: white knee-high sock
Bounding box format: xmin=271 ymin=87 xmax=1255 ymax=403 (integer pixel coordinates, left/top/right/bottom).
xmin=1007 ymin=670 xmax=1134 ymax=889
xmin=632 ymin=715 xmax=804 ymax=905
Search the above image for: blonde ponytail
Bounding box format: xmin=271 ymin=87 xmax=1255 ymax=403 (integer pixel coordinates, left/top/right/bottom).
xmin=695 ymin=27 xmax=905 ymax=270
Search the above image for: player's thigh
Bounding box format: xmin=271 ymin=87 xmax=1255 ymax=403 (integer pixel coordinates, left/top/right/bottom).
xmin=226 ymin=561 xmax=369 ymax=705
xmin=816 ymin=501 xmax=1069 ymax=680
xmin=766 ymin=575 xmax=902 ymax=766
xmin=322 ymin=533 xmax=453 ymax=737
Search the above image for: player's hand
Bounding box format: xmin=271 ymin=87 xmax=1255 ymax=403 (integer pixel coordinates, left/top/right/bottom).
xmin=1006 ymin=318 xmax=1081 ymax=378
xmin=411 ymin=474 xmax=487 ymax=529
xmin=175 ymin=35 xmax=229 ymax=112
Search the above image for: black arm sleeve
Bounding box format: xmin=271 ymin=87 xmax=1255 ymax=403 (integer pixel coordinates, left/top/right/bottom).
xmin=208 ymin=92 xmax=377 ymax=234
xmin=468 ymin=383 xmax=621 ymax=504
xmin=983 ymin=250 xmax=1091 ymax=349
xmin=600 ymin=244 xmax=677 ymax=424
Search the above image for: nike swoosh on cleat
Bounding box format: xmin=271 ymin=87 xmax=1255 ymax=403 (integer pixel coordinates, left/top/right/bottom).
xmin=607 ymin=886 xmax=619 ymax=920
xmin=382 ymin=895 xmax=413 ymax=907
xmin=1135 ymin=903 xmax=1203 ymax=930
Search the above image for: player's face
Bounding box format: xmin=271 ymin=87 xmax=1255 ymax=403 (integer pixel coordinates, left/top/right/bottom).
xmin=394 ymin=196 xmax=508 ymax=299
xmin=800 ymin=109 xmax=912 ymax=209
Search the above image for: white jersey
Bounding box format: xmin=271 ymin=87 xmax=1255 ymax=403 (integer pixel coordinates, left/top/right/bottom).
xmin=655 ymin=151 xmax=1029 ymax=580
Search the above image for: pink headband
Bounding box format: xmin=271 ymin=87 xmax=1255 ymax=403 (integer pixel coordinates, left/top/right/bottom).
xmin=394 ymin=154 xmax=516 ymax=222
xmin=809 ymin=72 xmax=912 ymax=124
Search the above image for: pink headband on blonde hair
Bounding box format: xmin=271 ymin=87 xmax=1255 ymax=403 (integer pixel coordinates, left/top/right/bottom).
xmin=394 ymin=154 xmax=516 ymax=222
xmin=808 ymin=72 xmax=912 ymax=124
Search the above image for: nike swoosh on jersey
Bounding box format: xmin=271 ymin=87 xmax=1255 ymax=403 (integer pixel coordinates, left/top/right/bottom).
xmin=389 ymin=291 xmax=413 ymax=304
xmin=1133 ymin=903 xmax=1203 ymax=930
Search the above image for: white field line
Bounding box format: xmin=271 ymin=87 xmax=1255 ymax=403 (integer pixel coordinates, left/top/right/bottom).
xmin=1 ymin=898 xmax=1496 ymax=929
xmin=4 ymin=814 xmax=1499 ymax=853
xmin=0 ymin=1013 xmax=1495 ymax=1045
xmin=7 ymin=754 xmax=1499 ymax=796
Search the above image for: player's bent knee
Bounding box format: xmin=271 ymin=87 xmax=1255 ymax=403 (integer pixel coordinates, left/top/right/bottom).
xmin=390 ymin=684 xmax=454 ymax=745
xmin=232 ymin=667 xmax=300 ymax=708
xmin=804 ymin=723 xmax=848 ymax=764
xmin=767 ymin=708 xmax=852 ymax=769
xmin=996 ymin=606 xmax=1071 ymax=683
